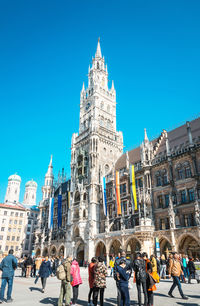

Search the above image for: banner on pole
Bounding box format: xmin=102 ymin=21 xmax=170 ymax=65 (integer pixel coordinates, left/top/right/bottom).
xmin=102 ymin=176 xmax=107 ymax=216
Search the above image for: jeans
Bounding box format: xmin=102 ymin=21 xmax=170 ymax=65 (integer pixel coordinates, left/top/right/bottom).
xmin=120 ymin=286 xmax=130 ymax=306
xmin=41 ymin=277 xmax=47 ymax=289
xmin=72 ymin=285 xmax=79 ymax=304
xmin=136 ymin=280 xmax=148 ymax=306
xmin=93 ymin=287 xmax=104 ymax=306
xmin=169 ymin=276 xmax=184 ymax=297
xmin=160 ymin=265 xmax=166 ymax=278
xmin=116 ymin=282 xmax=121 ymax=306
xmin=110 ymin=267 xmax=113 ymax=276
xmin=147 ymin=291 xmax=154 ymax=306
xmin=0 ymin=277 xmax=14 ymax=301
xmin=58 ymin=281 xmax=71 ymax=306
xmin=88 ymin=287 xmax=94 ymax=303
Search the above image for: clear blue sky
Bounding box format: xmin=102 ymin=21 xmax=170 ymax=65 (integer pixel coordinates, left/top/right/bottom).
xmin=0 ymin=0 xmax=199 ymax=204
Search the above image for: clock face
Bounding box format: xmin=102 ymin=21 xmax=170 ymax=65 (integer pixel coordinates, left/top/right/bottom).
xmin=85 ymin=102 xmax=90 ymax=110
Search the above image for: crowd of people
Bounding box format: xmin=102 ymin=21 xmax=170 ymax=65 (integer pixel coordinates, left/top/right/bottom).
xmin=0 ymin=249 xmax=199 ymax=305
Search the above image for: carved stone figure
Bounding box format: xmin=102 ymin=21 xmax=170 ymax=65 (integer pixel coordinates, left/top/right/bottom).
xmin=195 ymin=200 xmax=200 ymax=226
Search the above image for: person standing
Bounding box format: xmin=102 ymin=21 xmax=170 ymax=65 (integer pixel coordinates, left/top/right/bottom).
xmin=88 ymin=257 xmax=97 ymax=306
xmin=188 ymin=257 xmax=198 ymax=284
xmin=70 ymin=258 xmax=82 ymax=306
xmin=133 ymin=252 xmax=148 ymax=306
xmin=0 ymin=249 xmax=18 ymax=303
xmin=114 ymin=251 xmax=131 ymax=306
xmin=58 ymin=255 xmax=72 ymax=306
xmin=109 ymin=257 xmax=115 ymax=277
xmin=116 ymin=259 xmax=130 ymax=306
xmin=25 ymin=256 xmax=33 ymax=278
xmin=168 ymin=252 xmax=188 ymax=300
xmin=160 ymin=255 xmax=167 ymax=279
xmin=93 ymin=256 xmax=107 ymax=306
xmin=150 ymin=255 xmax=158 ymax=281
xmin=38 ymin=256 xmax=52 ymax=293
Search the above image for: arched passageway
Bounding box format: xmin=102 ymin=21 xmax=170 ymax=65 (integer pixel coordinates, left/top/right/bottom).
xmin=42 ymin=247 xmax=49 ymax=257
xmin=58 ymin=246 xmax=65 ymax=258
xmin=50 ymin=246 xmax=57 ymax=257
xmin=95 ymin=241 xmax=106 ymax=261
xmin=109 ymin=240 xmax=122 ymax=257
xmin=159 ymin=238 xmax=172 ymax=258
xmin=76 ymin=243 xmax=85 ymax=266
xmin=178 ymin=235 xmax=200 ymax=258
xmin=126 ymin=238 xmax=141 ymax=260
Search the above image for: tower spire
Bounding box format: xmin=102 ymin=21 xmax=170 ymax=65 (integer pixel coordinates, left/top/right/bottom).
xmin=144 ymin=128 xmax=149 ymax=143
xmin=95 ymin=38 xmax=102 ymax=58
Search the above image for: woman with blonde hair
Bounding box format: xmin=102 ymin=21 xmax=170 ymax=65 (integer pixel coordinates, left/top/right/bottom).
xmin=160 ymin=254 xmax=167 ymax=279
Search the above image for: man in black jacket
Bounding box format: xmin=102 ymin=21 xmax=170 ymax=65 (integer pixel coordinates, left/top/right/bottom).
xmin=113 ymin=251 xmax=132 ymax=306
xmin=188 ymin=257 xmax=198 ymax=283
xmin=133 ymin=252 xmax=147 ymax=306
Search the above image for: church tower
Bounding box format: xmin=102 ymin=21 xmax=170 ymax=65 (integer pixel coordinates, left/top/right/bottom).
xmin=4 ymin=174 xmax=21 ymax=204
xmin=42 ymin=155 xmax=54 ymax=200
xmin=68 ymin=40 xmax=123 ymax=261
xmin=23 ymin=180 xmax=37 ymax=206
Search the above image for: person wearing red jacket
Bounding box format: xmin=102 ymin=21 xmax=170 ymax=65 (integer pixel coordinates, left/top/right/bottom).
xmin=88 ymin=257 xmax=97 ymax=306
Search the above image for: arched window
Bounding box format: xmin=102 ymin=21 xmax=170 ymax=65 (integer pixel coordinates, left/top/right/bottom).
xmin=97 ymin=62 xmax=99 ymax=69
xmin=75 ymin=191 xmax=80 ymax=202
xmin=83 ymin=209 xmax=86 ymax=218
xmin=105 ymin=164 xmax=109 ymax=175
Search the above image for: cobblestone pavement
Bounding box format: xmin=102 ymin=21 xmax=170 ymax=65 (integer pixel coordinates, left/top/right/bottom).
xmin=1 ymin=268 xmax=200 ymax=305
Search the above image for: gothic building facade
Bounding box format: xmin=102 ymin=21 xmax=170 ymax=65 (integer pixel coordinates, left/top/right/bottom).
xmin=34 ymin=41 xmax=200 ymax=262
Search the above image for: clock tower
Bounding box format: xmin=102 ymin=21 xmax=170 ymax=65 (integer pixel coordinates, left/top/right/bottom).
xmin=67 ymin=40 xmax=123 ymax=262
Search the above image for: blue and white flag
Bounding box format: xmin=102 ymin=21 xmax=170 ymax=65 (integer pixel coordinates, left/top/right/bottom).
xmin=57 ymin=194 xmax=62 ymax=228
xmin=48 ymin=197 xmax=54 ymax=229
xmin=102 ymin=176 xmax=107 ymax=216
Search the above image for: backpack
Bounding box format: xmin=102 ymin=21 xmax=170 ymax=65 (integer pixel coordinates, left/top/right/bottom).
xmin=56 ymin=264 xmax=66 ymax=281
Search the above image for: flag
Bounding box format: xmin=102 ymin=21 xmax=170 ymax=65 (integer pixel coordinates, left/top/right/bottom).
xmin=57 ymin=194 xmax=62 ymax=228
xmin=102 ymin=176 xmax=107 ymax=216
xmin=115 ymin=171 xmax=122 ymax=215
xmin=130 ymin=165 xmax=138 ymax=210
xmin=67 ymin=191 xmax=70 ymax=209
xmin=48 ymin=197 xmax=54 ymax=229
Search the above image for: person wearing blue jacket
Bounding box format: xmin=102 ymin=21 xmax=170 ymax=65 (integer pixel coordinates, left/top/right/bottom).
xmin=116 ymin=259 xmax=131 ymax=306
xmin=38 ymin=256 xmax=52 ymax=293
xmin=0 ymin=249 xmax=18 ymax=303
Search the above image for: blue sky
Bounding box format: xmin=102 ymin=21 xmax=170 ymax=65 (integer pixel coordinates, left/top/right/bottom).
xmin=0 ymin=0 xmax=199 ymax=203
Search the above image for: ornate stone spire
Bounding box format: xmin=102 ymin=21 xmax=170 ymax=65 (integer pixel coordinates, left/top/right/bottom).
xmin=144 ymin=128 xmax=149 ymax=143
xmin=95 ymin=38 xmax=102 ymax=58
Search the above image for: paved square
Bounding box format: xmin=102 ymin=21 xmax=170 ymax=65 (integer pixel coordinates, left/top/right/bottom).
xmin=2 ymin=268 xmax=200 ymax=305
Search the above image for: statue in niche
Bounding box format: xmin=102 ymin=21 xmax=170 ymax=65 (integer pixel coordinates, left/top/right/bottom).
xmin=195 ymin=200 xmax=200 ymax=226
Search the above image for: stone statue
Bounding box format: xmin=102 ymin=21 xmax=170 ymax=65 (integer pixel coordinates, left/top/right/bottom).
xmin=195 ymin=200 xmax=200 ymax=226
xmin=168 ymin=195 xmax=175 ymax=229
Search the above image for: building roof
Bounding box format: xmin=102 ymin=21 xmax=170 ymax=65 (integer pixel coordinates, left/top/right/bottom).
xmin=25 ymin=179 xmax=37 ymax=188
xmin=8 ymin=174 xmax=21 ymax=182
xmin=0 ymin=203 xmax=26 ymax=211
xmin=115 ymin=117 xmax=200 ymax=170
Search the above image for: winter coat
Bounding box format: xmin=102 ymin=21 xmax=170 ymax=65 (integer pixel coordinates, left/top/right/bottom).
xmin=188 ymin=260 xmax=196 ymax=273
xmin=71 ymin=260 xmax=82 ymax=286
xmin=39 ymin=260 xmax=52 ymax=278
xmin=94 ymin=262 xmax=107 ymax=288
xmin=25 ymin=257 xmax=33 ymax=267
xmin=88 ymin=262 xmax=95 ymax=288
xmin=116 ymin=265 xmax=129 ymax=287
xmin=160 ymin=259 xmax=167 ymax=265
xmin=0 ymin=254 xmax=18 ymax=278
xmin=168 ymin=259 xmax=182 ymax=277
xmin=114 ymin=257 xmax=132 ymax=281
xmin=133 ymin=259 xmax=146 ymax=282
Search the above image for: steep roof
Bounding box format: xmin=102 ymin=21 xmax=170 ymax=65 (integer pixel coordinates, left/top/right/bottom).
xmin=0 ymin=203 xmax=26 ymax=211
xmin=115 ymin=117 xmax=200 ymax=171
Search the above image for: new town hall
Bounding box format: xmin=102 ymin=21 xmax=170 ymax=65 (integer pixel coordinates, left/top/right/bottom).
xmin=35 ymin=41 xmax=200 ymax=264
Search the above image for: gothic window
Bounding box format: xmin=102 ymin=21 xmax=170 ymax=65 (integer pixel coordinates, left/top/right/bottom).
xmin=120 ymin=183 xmax=126 ymax=195
xmin=157 ymin=195 xmax=163 ymax=208
xmin=188 ymin=188 xmax=194 ymax=202
xmin=185 ymin=166 xmax=191 ymax=178
xmin=83 ymin=193 xmax=87 ymax=201
xmin=100 ymin=102 xmax=104 ymax=109
xmin=177 ymin=168 xmax=183 ymax=180
xmin=122 ymin=200 xmax=127 ymax=216
xmin=104 ymin=164 xmax=109 ymax=175
xmin=180 ymin=190 xmax=187 ymax=204
xmin=74 ymin=191 xmax=80 ymax=202
xmin=163 ymin=173 xmax=168 ymax=185
xmin=156 ymin=175 xmax=162 ymax=187
xmin=97 ymin=62 xmax=99 ymax=69
xmin=83 ymin=209 xmax=86 ymax=219
xmin=164 ymin=194 xmax=169 ymax=207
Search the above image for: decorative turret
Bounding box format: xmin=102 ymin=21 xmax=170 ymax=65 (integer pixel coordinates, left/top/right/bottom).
xmin=140 ymin=129 xmax=153 ymax=166
xmin=42 ymin=155 xmax=54 ymax=200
